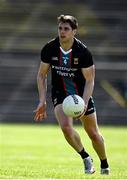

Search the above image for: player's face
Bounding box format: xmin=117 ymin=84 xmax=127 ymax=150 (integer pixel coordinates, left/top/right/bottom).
xmin=58 ymin=22 xmax=76 ymax=43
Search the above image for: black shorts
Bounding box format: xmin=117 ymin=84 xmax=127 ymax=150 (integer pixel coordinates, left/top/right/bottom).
xmin=52 ymin=92 xmax=96 ymax=115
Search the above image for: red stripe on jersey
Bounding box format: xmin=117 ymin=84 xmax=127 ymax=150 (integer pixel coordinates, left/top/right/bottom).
xmin=72 ymin=78 xmax=79 ymax=95
xmin=70 ymin=51 xmax=79 ymax=95
xmin=62 ymin=77 xmax=67 ymax=95
xmin=59 ymin=48 xmax=62 ymax=65
xmin=70 ymin=51 xmax=72 ymax=66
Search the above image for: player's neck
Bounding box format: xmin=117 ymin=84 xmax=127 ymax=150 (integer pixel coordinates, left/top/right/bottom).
xmin=60 ymin=38 xmax=74 ymax=51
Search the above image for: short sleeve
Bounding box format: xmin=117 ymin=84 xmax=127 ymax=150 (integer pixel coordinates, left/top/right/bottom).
xmin=80 ymin=48 xmax=94 ymax=68
xmin=41 ymin=44 xmax=51 ymax=64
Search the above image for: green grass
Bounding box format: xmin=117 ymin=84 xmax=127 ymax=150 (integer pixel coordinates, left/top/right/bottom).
xmin=0 ymin=124 xmax=127 ymax=179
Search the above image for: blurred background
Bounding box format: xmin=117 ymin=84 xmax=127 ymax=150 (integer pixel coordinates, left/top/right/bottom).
xmin=0 ymin=0 xmax=127 ymax=125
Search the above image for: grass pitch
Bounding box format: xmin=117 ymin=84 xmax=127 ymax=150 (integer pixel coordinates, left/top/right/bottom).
xmin=0 ymin=124 xmax=127 ymax=179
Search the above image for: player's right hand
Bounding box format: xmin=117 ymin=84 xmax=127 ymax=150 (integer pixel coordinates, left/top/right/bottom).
xmin=34 ymin=102 xmax=47 ymax=122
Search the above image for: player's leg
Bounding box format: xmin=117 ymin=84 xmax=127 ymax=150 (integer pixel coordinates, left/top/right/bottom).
xmin=81 ymin=112 xmax=110 ymax=174
xmin=54 ymin=104 xmax=95 ymax=174
xmin=81 ymin=112 xmax=107 ymax=159
xmin=54 ymin=104 xmax=83 ymax=152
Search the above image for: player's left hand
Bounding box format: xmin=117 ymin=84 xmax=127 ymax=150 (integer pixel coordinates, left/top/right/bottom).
xmin=34 ymin=102 xmax=47 ymax=122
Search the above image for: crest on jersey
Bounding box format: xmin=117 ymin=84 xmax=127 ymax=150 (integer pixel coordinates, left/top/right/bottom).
xmin=63 ymin=56 xmax=69 ymax=65
xmin=74 ymin=58 xmax=79 ymax=64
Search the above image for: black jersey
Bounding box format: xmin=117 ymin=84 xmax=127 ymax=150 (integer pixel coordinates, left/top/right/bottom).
xmin=41 ymin=37 xmax=94 ymax=99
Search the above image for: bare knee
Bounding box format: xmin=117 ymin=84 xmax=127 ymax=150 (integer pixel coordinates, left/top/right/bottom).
xmin=61 ymin=126 xmax=74 ymax=139
xmin=87 ymin=130 xmax=103 ymax=142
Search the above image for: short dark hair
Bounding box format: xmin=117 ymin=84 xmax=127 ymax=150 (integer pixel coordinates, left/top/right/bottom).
xmin=57 ymin=15 xmax=78 ymax=30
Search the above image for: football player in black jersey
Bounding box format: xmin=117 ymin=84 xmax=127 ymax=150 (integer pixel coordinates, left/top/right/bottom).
xmin=34 ymin=15 xmax=110 ymax=175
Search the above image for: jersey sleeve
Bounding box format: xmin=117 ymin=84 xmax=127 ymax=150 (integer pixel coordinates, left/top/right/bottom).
xmin=41 ymin=43 xmax=51 ymax=64
xmin=80 ymin=48 xmax=94 ymax=68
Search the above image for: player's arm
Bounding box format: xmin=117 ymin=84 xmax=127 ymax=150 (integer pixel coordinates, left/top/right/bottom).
xmin=37 ymin=62 xmax=50 ymax=104
xmin=34 ymin=62 xmax=50 ymax=121
xmin=81 ymin=64 xmax=95 ymax=108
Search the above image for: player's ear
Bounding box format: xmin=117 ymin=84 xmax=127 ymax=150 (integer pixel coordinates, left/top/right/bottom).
xmin=73 ymin=29 xmax=77 ymax=35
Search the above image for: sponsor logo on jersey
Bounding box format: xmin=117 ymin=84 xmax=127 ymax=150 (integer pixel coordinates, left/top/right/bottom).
xmin=52 ymin=65 xmax=77 ymax=78
xmin=74 ymin=58 xmax=79 ymax=64
xmin=52 ymin=57 xmax=58 ymax=61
